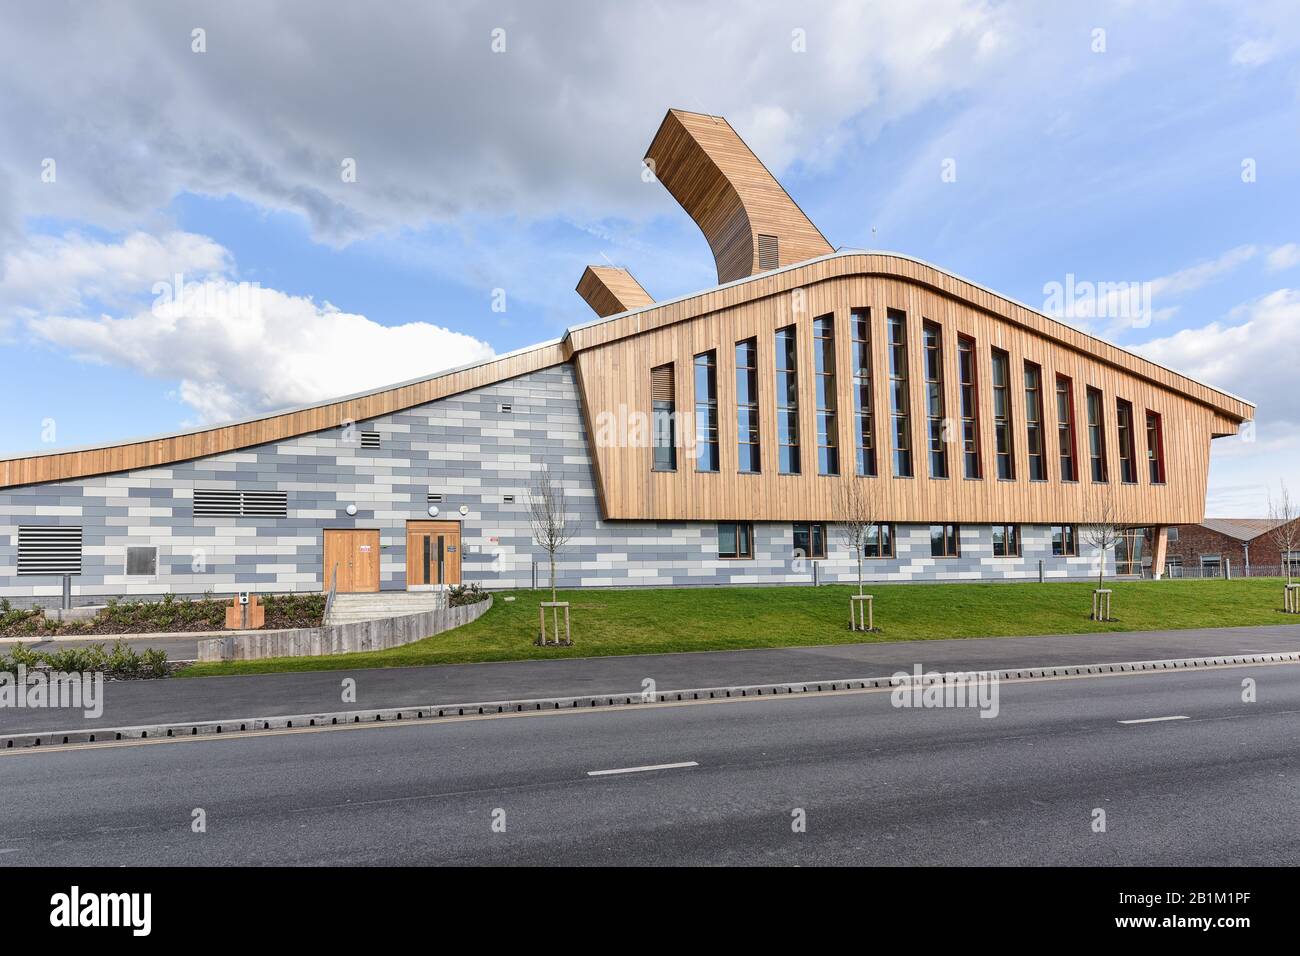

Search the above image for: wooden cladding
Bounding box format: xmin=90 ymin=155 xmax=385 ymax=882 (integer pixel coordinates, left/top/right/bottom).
xmin=576 ymin=265 xmax=654 ymax=318
xmin=574 ymin=270 xmax=1237 ymax=525
xmin=650 ymin=363 xmax=675 ymax=401
xmin=643 ymin=109 xmax=833 ymax=284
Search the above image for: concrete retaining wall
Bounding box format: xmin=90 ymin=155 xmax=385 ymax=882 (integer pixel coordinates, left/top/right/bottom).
xmin=197 ymin=595 xmax=492 ymax=662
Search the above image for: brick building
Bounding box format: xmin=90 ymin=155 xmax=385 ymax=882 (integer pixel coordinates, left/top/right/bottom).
xmin=1165 ymin=518 xmax=1300 ymax=576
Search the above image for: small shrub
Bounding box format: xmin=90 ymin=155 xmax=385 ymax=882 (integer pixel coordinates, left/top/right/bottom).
xmin=41 ymin=643 xmax=108 ymax=673
xmin=140 ymin=648 xmax=169 ymax=679
xmin=448 ymin=583 xmax=488 ymax=608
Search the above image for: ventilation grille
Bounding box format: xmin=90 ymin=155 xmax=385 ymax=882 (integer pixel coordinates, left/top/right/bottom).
xmin=427 ymin=493 xmax=444 ymax=504
xmin=194 ymin=489 xmax=288 ymax=518
xmin=498 ymin=403 xmax=513 ymax=414
xmin=17 ymin=526 xmax=82 ymax=575
xmin=757 ymin=234 xmax=780 ymax=271
xmin=651 ymin=363 xmax=675 ymax=402
xmin=360 ymin=430 xmax=381 ymax=448
xmin=502 ymin=494 xmax=516 ymax=504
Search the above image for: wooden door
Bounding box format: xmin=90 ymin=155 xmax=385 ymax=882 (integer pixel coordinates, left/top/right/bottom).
xmin=405 ymin=521 xmax=461 ymax=587
xmin=323 ymin=529 xmax=381 ymax=593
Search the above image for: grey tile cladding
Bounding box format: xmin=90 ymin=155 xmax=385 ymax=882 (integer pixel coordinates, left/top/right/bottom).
xmin=0 ymin=363 xmax=1101 ymax=602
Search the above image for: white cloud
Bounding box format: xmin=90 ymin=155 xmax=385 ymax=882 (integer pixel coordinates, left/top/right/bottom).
xmin=1231 ymin=39 xmax=1276 ymax=66
xmin=1147 ymin=245 xmax=1257 ymax=298
xmin=10 ymin=231 xmax=495 ymax=423
xmin=1266 ymin=243 xmax=1300 ymax=272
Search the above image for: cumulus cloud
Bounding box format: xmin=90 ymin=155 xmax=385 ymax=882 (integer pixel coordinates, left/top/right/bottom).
xmin=10 ymin=231 xmax=494 ymax=423
xmin=1266 ymin=243 xmax=1300 ymax=272
xmin=0 ymin=0 xmax=1010 ymax=245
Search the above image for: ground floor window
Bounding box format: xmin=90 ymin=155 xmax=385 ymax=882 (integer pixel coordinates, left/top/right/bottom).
xmin=865 ymin=522 xmax=895 ymax=558
xmin=930 ymin=524 xmax=960 ymax=558
xmin=1165 ymin=554 xmax=1184 ymax=577
xmin=1286 ymin=552 xmax=1300 ymax=576
xmin=1114 ymin=528 xmax=1148 ymax=575
xmin=992 ymin=524 xmax=1021 ymax=557
xmin=1199 ymin=554 xmax=1222 ymax=577
xmin=718 ymin=522 xmax=754 ymax=559
xmin=792 ymin=522 xmax=826 ymax=559
xmin=1051 ymin=525 xmax=1077 ymax=556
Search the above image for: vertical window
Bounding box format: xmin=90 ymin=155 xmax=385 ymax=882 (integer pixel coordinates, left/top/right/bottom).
xmin=1145 ymin=410 xmax=1165 ymax=484
xmin=957 ymin=335 xmax=981 ymax=479
xmin=1024 ymin=361 xmax=1047 ymax=481
xmin=923 ymin=321 xmax=948 ymax=479
xmin=991 ymin=348 xmax=1015 ymax=479
xmin=851 ymin=308 xmax=877 ymax=477
xmin=1116 ymin=399 xmax=1137 ymax=483
xmin=1086 ymin=387 xmax=1108 ymax=482
xmin=992 ymin=524 xmax=1021 ymax=557
xmin=792 ymin=522 xmax=827 ymax=559
xmin=735 ymin=339 xmax=760 ymax=473
xmin=1051 ymin=525 xmax=1078 ymax=556
xmin=651 ymin=363 xmax=676 ymax=472
xmin=887 ymin=310 xmax=913 ymax=477
xmin=864 ymin=522 xmax=895 ymax=558
xmin=1056 ymin=375 xmax=1078 ymax=482
xmin=930 ymin=524 xmax=960 ymax=557
xmin=693 ymin=351 xmax=719 ymax=472
xmin=775 ymin=326 xmax=801 ymax=475
xmin=813 ymin=315 xmax=839 ymax=475
xmin=718 ymin=521 xmax=753 ymax=559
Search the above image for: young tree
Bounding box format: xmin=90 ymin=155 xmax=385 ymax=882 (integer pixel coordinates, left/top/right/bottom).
xmin=1082 ymin=492 xmax=1122 ymax=591
xmin=1267 ymin=482 xmax=1300 ymax=586
xmin=835 ymin=480 xmax=879 ymax=598
xmin=526 ymin=463 xmax=574 ymax=605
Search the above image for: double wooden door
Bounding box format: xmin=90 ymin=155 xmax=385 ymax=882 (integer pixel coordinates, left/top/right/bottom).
xmin=323 ymin=529 xmax=381 ymax=593
xmin=405 ymin=521 xmax=461 ymax=587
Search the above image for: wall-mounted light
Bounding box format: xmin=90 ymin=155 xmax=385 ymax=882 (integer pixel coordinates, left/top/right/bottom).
xmin=459 ymin=505 xmax=469 ymax=516
xmin=428 ymin=505 xmax=439 ymax=517
xmin=345 ymin=504 xmax=357 ymax=516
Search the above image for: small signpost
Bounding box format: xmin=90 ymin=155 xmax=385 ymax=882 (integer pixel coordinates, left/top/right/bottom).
xmin=225 ymin=592 xmax=265 ymax=630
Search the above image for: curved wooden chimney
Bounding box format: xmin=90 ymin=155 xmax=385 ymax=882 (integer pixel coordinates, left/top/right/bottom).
xmin=644 ymin=109 xmax=833 ymax=284
xmin=576 ymin=265 xmax=655 ymax=318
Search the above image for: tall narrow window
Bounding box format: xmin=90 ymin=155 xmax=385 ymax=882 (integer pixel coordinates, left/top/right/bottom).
xmin=813 ymin=316 xmax=839 ymax=475
xmin=930 ymin=524 xmax=960 ymax=557
xmin=1024 ymin=361 xmax=1046 ymax=481
xmin=887 ymin=310 xmax=913 ymax=478
xmin=775 ymin=326 xmax=801 ymax=474
xmin=735 ymin=339 xmax=760 ymax=473
xmin=851 ymin=308 xmax=877 ymax=477
xmin=1145 ymin=410 xmax=1166 ymax=484
xmin=651 ymin=363 xmax=676 ymax=472
xmin=1086 ymin=387 xmax=1107 ymax=482
xmin=957 ymin=335 xmax=981 ymax=479
xmin=1056 ymin=375 xmax=1078 ymax=482
xmin=1116 ymin=398 xmax=1137 ymax=483
xmin=693 ymin=351 xmax=719 ymax=472
xmin=991 ymin=348 xmax=1015 ymax=479
xmin=923 ymin=321 xmax=948 ymax=479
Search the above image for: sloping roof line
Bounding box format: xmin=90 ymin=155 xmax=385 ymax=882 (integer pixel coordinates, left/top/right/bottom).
xmin=1199 ymin=517 xmax=1289 ymax=541
xmin=0 ymin=249 xmax=1253 ymax=487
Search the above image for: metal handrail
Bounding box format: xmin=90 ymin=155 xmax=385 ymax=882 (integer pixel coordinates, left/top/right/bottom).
xmin=323 ymin=562 xmax=339 ymax=624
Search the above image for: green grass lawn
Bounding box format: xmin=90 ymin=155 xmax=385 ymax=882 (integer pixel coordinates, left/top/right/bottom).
xmin=180 ymin=578 xmax=1300 ymax=677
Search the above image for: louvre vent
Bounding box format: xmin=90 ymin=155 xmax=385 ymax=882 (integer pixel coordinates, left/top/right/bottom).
xmin=427 ymin=493 xmax=444 ymax=504
xmin=757 ymin=234 xmax=780 ymax=271
xmin=650 ymin=363 xmax=675 ymax=402
xmin=194 ymin=489 xmax=288 ymax=518
xmin=360 ymin=430 xmax=381 ymax=448
xmin=17 ymin=526 xmax=83 ymax=575
xmin=498 ymin=403 xmax=513 ymax=414
xmin=502 ymin=494 xmax=516 ymax=504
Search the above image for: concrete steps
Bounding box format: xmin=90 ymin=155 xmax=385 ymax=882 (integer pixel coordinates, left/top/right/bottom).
xmin=325 ymin=590 xmax=448 ymax=625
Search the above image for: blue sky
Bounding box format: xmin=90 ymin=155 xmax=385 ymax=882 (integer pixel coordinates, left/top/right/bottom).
xmin=1 ymin=0 xmax=1297 ymax=515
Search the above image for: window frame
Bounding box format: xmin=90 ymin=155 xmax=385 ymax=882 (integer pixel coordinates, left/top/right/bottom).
xmin=813 ymin=315 xmax=839 ymax=476
xmin=887 ymin=309 xmax=914 ymax=478
xmin=1116 ymin=398 xmax=1138 ymax=484
xmin=957 ymin=334 xmax=982 ymax=480
xmin=775 ymin=325 xmax=801 ymax=475
xmin=651 ymin=362 xmax=677 ymax=473
xmin=923 ymin=321 xmax=949 ymax=479
xmin=1086 ymin=386 xmax=1108 ymax=483
xmin=1055 ymin=374 xmax=1079 ymax=483
xmin=693 ymin=350 xmax=720 ymax=473
xmin=1145 ymin=409 xmax=1166 ymax=485
xmin=929 ymin=523 xmax=961 ymax=558
xmin=991 ymin=348 xmax=1015 ymax=480
xmin=1051 ymin=524 xmax=1078 ymax=557
xmin=992 ymin=523 xmax=1022 ymax=557
xmin=792 ymin=522 xmax=828 ymax=560
xmin=717 ymin=521 xmax=755 ymax=560
xmin=735 ymin=338 xmax=761 ymax=474
xmin=851 ymin=308 xmax=877 ymax=477
xmin=1024 ymin=361 xmax=1047 ymax=482
xmin=863 ymin=522 xmax=896 ymax=558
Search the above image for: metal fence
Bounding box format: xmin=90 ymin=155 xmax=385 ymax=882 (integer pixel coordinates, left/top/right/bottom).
xmin=1161 ymin=563 xmax=1294 ymax=580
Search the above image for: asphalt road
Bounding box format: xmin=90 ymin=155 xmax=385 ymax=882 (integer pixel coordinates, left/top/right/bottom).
xmin=3 ymin=662 xmax=1298 ymax=865
xmin=3 ymin=622 xmax=1298 ymax=735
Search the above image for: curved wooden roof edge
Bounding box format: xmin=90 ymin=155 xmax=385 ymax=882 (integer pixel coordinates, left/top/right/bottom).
xmin=0 ymin=249 xmax=1252 ymax=489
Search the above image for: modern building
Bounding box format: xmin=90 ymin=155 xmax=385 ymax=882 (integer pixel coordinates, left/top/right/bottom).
xmin=0 ymin=109 xmax=1255 ymax=605
xmin=1164 ymin=518 xmax=1300 ymax=577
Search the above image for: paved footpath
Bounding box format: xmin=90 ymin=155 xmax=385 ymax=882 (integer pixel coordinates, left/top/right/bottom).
xmin=3 ymin=622 xmax=1299 ymax=736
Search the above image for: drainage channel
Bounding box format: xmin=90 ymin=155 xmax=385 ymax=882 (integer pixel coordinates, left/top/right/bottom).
xmin=4 ymin=651 xmax=1298 ymax=751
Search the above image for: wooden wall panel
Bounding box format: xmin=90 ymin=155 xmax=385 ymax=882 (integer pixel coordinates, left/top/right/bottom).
xmin=576 ymin=272 xmax=1230 ymax=526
